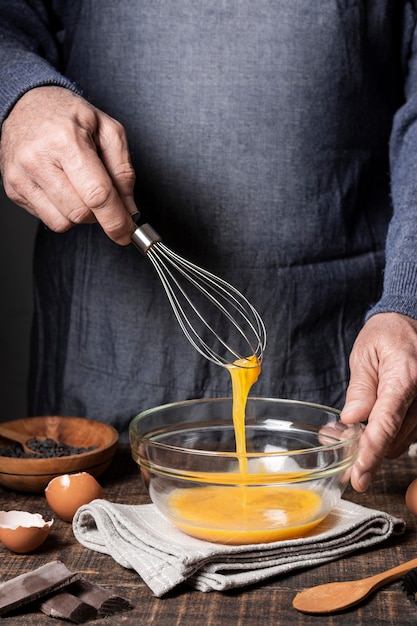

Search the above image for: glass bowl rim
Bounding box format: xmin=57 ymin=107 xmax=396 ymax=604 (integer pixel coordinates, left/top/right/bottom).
xmin=129 ymin=396 xmax=363 ymax=459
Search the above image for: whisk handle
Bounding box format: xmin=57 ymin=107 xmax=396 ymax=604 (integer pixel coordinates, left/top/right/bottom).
xmin=131 ymin=223 xmax=162 ymax=255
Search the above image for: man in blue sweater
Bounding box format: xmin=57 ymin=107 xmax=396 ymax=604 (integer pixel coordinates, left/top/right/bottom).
xmin=0 ymin=1 xmax=417 ymax=493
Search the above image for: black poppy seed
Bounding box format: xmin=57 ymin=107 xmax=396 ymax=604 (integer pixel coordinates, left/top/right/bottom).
xmin=0 ymin=438 xmax=98 ymax=459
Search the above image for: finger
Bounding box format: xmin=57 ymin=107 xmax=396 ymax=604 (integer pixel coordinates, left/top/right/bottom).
xmin=5 ymin=162 xmax=98 ymax=231
xmin=35 ymin=165 xmax=100 ymax=227
xmin=95 ymin=115 xmax=138 ymax=216
xmin=1 ymin=125 xmax=96 ymax=231
xmin=386 ymin=400 xmax=417 ymax=458
xmin=340 ymin=347 xmax=378 ymax=426
xmin=60 ymin=133 xmax=134 ymax=244
xmin=4 ymin=175 xmax=74 ymax=232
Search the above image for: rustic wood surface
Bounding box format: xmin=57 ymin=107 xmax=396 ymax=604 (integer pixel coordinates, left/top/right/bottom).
xmin=1 ymin=444 xmax=417 ymax=625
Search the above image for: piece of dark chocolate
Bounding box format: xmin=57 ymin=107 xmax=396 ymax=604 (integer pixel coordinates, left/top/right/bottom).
xmin=67 ymin=579 xmax=132 ymax=617
xmin=0 ymin=561 xmax=80 ymax=616
xmin=39 ymin=592 xmax=98 ymax=623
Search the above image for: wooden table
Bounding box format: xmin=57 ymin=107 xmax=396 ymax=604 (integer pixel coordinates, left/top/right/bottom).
xmin=1 ymin=444 xmax=417 ymax=625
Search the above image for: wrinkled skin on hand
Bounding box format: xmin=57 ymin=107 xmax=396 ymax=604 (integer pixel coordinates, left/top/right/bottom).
xmin=342 ymin=312 xmax=417 ymax=492
xmin=0 ymin=86 xmax=137 ymax=244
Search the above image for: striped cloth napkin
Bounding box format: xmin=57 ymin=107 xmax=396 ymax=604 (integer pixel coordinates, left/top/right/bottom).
xmin=72 ymin=499 xmax=405 ymax=597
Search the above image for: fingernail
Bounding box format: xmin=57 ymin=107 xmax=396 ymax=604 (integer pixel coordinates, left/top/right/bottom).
xmin=358 ymin=471 xmax=372 ymax=492
xmin=342 ymin=400 xmax=365 ymax=414
xmin=124 ymin=196 xmax=139 ymax=215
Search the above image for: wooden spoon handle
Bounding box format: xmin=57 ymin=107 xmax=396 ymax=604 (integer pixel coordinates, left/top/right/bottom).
xmin=0 ymin=425 xmax=39 ymax=455
xmin=293 ymin=556 xmax=417 ymax=614
xmin=368 ymin=557 xmax=417 ymax=588
xmin=0 ymin=425 xmax=32 ymax=446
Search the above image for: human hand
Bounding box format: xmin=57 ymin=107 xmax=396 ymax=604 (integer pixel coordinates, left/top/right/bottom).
xmin=341 ymin=312 xmax=417 ymax=492
xmin=0 ymin=86 xmax=137 ymax=244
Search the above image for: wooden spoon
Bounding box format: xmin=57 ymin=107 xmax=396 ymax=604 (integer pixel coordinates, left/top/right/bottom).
xmin=293 ymin=557 xmax=417 ymax=614
xmin=0 ymin=425 xmax=42 ymax=456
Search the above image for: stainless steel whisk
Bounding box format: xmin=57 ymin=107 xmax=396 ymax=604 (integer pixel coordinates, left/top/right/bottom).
xmin=131 ymin=222 xmax=266 ymax=368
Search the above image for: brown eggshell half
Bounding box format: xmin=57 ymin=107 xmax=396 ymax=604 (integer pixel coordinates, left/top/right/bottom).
xmin=45 ymin=472 xmax=103 ymax=522
xmin=0 ymin=511 xmax=53 ymax=553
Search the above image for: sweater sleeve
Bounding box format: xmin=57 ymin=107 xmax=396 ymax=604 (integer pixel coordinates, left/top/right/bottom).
xmin=367 ymin=4 xmax=417 ymax=321
xmin=0 ymin=0 xmax=81 ymax=125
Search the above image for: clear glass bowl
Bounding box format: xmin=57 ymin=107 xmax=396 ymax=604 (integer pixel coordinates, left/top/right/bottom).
xmin=129 ymin=397 xmax=362 ymax=545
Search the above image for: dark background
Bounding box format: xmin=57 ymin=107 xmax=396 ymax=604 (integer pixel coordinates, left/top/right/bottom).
xmin=0 ymin=189 xmax=37 ymax=420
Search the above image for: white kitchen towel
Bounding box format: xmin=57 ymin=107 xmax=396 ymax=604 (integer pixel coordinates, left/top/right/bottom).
xmin=72 ymin=499 xmax=405 ymax=597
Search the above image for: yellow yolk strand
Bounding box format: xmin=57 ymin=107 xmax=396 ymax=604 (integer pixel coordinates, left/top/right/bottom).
xmin=227 ymin=354 xmax=261 ymax=475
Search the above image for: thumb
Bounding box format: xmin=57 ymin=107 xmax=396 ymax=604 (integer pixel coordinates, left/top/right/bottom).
xmin=340 ymin=347 xmax=379 ymax=493
xmin=341 ymin=360 xmax=377 ymax=426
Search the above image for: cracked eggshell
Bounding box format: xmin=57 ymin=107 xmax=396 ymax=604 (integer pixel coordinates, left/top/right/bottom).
xmin=45 ymin=472 xmax=103 ymax=522
xmin=0 ymin=510 xmax=53 ymax=553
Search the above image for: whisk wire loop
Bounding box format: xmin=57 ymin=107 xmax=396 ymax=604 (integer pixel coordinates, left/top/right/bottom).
xmin=132 ymin=223 xmax=266 ymax=368
xmin=155 ymin=244 xmax=262 ymax=350
xmin=146 ymin=247 xmax=227 ymax=363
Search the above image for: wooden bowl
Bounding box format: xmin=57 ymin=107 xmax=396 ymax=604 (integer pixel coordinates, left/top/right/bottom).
xmin=0 ymin=416 xmax=119 ymax=493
